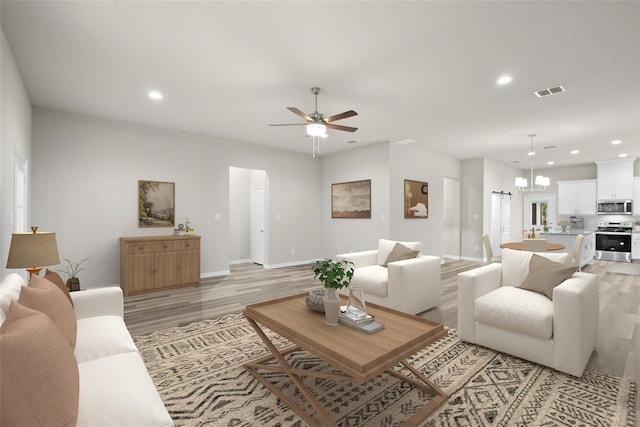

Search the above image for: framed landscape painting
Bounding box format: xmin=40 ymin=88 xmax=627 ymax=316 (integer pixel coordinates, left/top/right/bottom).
xmin=404 ymin=179 xmax=428 ymax=218
xmin=138 ymin=180 xmax=175 ymax=227
xmin=332 ymin=180 xmax=371 ymax=218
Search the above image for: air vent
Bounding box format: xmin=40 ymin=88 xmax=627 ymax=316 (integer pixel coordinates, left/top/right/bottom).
xmin=534 ymin=85 xmax=565 ymax=98
xmin=396 ymin=138 xmax=415 ymax=145
xmin=345 ymin=139 xmax=359 ymax=144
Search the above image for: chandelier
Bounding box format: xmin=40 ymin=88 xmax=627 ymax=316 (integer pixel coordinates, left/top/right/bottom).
xmin=515 ymin=134 xmax=550 ymax=192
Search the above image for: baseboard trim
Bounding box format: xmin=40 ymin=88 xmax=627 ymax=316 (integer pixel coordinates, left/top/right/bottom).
xmin=264 ymin=259 xmax=314 ymax=269
xmin=229 ymin=259 xmax=252 ymax=265
xmin=201 ymin=270 xmax=231 ymax=279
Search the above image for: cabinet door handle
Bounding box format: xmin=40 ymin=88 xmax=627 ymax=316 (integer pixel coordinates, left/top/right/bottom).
xmin=185 ymin=243 xmax=190 ymax=248
xmin=150 ymin=269 xmax=158 ymax=273
xmin=138 ymin=246 xmax=144 ymax=251
xmin=163 ymin=244 xmax=168 ymax=249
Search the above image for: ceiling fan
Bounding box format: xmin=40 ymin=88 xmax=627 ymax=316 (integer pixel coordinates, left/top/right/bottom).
xmin=269 ymin=87 xmax=358 ymax=136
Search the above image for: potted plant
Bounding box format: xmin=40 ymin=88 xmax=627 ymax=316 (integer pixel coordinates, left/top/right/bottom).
xmin=635 ymin=220 xmax=640 ymax=232
xmin=57 ymin=258 xmax=89 ymax=292
xmin=312 ymin=259 xmax=354 ymax=326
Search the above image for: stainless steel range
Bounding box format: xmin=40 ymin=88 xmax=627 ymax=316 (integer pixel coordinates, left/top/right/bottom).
xmin=594 ymin=221 xmax=633 ymax=263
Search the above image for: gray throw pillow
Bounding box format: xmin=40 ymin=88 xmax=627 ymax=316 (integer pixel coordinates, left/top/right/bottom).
xmin=383 ymin=243 xmax=419 ymax=267
xmin=519 ymin=254 xmax=577 ymax=300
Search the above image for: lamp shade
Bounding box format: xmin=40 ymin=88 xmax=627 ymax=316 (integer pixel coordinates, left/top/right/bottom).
xmin=306 ymin=123 xmax=327 ymax=137
xmin=6 ymin=231 xmax=60 ymax=269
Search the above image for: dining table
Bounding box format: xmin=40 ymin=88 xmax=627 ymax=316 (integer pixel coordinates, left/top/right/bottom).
xmin=500 ymin=241 xmax=565 ymax=251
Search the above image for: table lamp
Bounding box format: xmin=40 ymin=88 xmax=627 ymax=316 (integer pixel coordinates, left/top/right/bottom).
xmin=6 ymin=226 xmax=60 ymax=277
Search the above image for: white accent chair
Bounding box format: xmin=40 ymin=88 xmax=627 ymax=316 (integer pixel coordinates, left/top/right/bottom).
xmin=457 ymin=248 xmax=599 ymax=377
xmin=336 ymin=239 xmax=441 ymax=315
xmin=522 ymin=238 xmax=547 ymax=252
xmin=482 ymin=234 xmax=501 ymax=263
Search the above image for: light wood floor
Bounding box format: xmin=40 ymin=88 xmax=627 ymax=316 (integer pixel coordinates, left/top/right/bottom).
xmin=124 ymin=259 xmax=639 ymax=416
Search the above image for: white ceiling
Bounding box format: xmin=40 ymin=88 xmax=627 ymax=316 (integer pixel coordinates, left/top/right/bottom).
xmin=2 ymin=1 xmax=639 ymax=170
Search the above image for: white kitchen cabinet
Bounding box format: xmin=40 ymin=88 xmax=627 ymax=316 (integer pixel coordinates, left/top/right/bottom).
xmin=634 ymin=177 xmax=640 ymax=215
xmin=582 ymin=232 xmax=595 ymax=267
xmin=633 ymin=233 xmax=640 ymax=260
xmin=557 ymin=180 xmax=596 ymax=215
xmin=596 ymin=159 xmax=635 ymax=200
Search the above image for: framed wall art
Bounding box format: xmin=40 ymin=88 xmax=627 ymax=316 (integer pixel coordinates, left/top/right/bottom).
xmin=331 ymin=179 xmax=371 ymax=218
xmin=404 ymin=179 xmax=428 ymax=218
xmin=138 ymin=180 xmax=175 ymax=227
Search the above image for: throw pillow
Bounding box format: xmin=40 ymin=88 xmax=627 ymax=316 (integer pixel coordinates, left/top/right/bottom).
xmin=0 ymin=301 xmax=79 ymax=427
xmin=45 ymin=268 xmax=74 ymax=306
xmin=519 ymin=254 xmax=578 ymax=300
xmin=383 ymin=243 xmax=419 ymax=267
xmin=24 ymin=275 xmax=77 ymax=347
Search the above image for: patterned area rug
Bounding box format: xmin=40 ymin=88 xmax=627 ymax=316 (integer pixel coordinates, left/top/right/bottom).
xmin=133 ymin=312 xmax=637 ymax=426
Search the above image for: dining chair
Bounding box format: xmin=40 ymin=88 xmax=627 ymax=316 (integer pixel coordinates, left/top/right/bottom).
xmin=522 ymin=238 xmax=547 ymax=252
xmin=482 ymin=234 xmax=501 ymax=263
xmin=571 ymin=234 xmax=584 ymax=271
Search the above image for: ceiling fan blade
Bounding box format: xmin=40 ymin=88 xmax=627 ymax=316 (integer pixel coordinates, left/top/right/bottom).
xmin=268 ymin=123 xmax=307 ymax=127
xmin=327 ymin=123 xmax=358 ymax=133
xmin=324 ymin=110 xmax=358 ymax=123
xmin=287 ymin=107 xmax=312 ymax=122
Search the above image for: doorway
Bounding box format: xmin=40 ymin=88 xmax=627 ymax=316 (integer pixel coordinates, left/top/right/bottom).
xmin=250 ymin=188 xmax=265 ymax=265
xmin=228 ymin=167 xmax=267 ymax=266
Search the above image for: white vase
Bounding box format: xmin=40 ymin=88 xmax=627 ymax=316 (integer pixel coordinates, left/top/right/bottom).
xmin=323 ymin=288 xmax=341 ymax=326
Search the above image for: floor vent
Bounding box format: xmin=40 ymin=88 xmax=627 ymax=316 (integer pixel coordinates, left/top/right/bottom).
xmin=534 ymin=85 xmax=565 ymax=98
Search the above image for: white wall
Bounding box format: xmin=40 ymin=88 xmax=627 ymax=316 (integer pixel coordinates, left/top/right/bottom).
xmin=30 ymin=108 xmax=321 ymax=287
xmin=319 ymin=142 xmax=390 ymax=258
xmin=319 ymin=141 xmax=462 ymax=260
xmin=389 ymin=143 xmax=461 ymax=258
xmin=1 ymin=28 xmax=32 ymax=277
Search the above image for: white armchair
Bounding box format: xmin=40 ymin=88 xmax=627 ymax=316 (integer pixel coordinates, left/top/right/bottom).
xmin=336 ymin=239 xmax=441 ymax=315
xmin=457 ymin=248 xmax=599 ymax=377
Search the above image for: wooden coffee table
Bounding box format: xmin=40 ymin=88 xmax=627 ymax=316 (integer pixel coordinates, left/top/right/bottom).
xmin=243 ymin=293 xmax=448 ymax=427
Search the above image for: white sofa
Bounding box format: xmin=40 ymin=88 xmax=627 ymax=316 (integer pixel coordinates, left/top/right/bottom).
xmin=0 ymin=273 xmax=173 ymax=426
xmin=336 ymin=239 xmax=441 ymax=315
xmin=457 ymin=248 xmax=599 ymax=377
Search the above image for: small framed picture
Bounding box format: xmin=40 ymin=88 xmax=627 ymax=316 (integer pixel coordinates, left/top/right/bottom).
xmin=138 ymin=180 xmax=175 ymax=227
xmin=404 ymin=179 xmax=428 ymax=218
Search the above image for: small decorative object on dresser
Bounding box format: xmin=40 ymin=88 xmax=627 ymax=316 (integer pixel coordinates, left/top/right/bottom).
xmin=312 ymin=259 xmax=354 ymax=326
xmin=635 ymin=220 xmax=640 ymax=232
xmin=56 ymin=258 xmax=89 ymax=292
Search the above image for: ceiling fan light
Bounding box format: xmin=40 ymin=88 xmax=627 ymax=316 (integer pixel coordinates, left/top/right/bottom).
xmin=306 ymin=123 xmax=327 ymax=137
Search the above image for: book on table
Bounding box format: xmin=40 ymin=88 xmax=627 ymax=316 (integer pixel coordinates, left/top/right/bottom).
xmin=339 ymin=306 xmax=374 ymax=324
xmin=338 ymin=317 xmax=385 ymax=334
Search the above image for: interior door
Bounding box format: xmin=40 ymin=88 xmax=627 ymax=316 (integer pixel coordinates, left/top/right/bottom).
xmin=250 ymin=188 xmax=265 ymax=265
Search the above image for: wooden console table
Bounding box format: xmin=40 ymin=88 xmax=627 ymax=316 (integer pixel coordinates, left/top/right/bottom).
xmin=120 ymin=235 xmax=200 ymax=296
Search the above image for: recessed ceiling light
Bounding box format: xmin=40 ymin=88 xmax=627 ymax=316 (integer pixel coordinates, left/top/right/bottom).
xmin=611 ymin=140 xmax=622 ymax=145
xmin=527 ymin=151 xmax=535 ymax=156
xmin=619 ymin=153 xmax=628 ymax=158
xmin=547 ymin=161 xmax=555 ymax=165
xmin=497 ymin=75 xmax=512 ymax=85
xmin=570 ymin=150 xmax=580 ymax=155
xmin=148 ymin=90 xmax=163 ymax=100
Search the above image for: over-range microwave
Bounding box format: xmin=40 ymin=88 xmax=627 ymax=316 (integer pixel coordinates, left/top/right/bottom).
xmin=596 ymin=200 xmax=633 ymax=215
